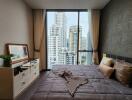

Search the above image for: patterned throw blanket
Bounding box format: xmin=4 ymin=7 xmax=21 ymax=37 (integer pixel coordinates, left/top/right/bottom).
xmin=52 ymin=68 xmax=88 ymax=97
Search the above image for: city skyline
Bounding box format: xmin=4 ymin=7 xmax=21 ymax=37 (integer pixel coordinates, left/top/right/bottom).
xmin=47 ymin=12 xmax=92 ymax=69
xmin=47 ymin=12 xmax=89 ymax=38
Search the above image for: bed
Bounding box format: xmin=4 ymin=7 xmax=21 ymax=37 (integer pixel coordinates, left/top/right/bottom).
xmin=31 ymin=64 xmax=132 ymax=100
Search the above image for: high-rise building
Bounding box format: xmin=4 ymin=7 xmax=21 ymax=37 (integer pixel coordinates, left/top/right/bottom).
xmin=69 ymin=26 xmax=82 ymax=64
xmin=48 ymin=12 xmax=67 ymax=68
xmin=66 ymin=51 xmax=76 ymax=64
xmin=69 ymin=26 xmax=82 ymax=52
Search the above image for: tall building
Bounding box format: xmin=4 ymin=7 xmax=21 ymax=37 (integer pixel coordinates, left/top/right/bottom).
xmin=66 ymin=51 xmax=76 ymax=64
xmin=69 ymin=26 xmax=82 ymax=64
xmin=69 ymin=26 xmax=82 ymax=52
xmin=48 ymin=12 xmax=67 ymax=68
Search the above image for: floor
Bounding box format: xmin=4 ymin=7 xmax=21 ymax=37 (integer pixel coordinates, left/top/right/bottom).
xmin=16 ymin=71 xmax=49 ymax=100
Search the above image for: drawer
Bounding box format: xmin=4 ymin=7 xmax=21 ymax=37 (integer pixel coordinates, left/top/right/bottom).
xmin=21 ymin=68 xmax=30 ymax=80
xmin=31 ymin=70 xmax=39 ymax=77
xmin=20 ymin=68 xmax=30 ymax=90
xmin=20 ymin=75 xmax=30 ymax=91
xmin=13 ymin=73 xmax=22 ymax=97
xmin=31 ymin=69 xmax=39 ymax=81
xmin=31 ymin=64 xmax=39 ymax=71
xmin=31 ymin=65 xmax=39 ymax=75
xmin=13 ymin=68 xmax=30 ymax=97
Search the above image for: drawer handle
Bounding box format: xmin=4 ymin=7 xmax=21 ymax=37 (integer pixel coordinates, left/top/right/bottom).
xmin=22 ymin=82 xmax=26 ymax=85
xmin=22 ymin=73 xmax=25 ymax=76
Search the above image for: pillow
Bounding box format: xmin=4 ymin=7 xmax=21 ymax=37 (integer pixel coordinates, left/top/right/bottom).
xmin=99 ymin=64 xmax=114 ymax=78
xmin=114 ymin=61 xmax=132 ymax=86
xmin=100 ymin=57 xmax=114 ymax=67
xmin=113 ymin=59 xmax=125 ymax=66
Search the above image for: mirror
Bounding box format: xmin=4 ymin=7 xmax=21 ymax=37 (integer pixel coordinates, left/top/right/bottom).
xmin=7 ymin=44 xmax=29 ymax=64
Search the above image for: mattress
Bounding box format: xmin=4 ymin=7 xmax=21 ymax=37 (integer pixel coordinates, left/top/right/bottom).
xmin=31 ymin=65 xmax=132 ymax=100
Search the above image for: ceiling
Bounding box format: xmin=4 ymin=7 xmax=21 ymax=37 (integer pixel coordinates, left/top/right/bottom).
xmin=24 ymin=0 xmax=111 ymax=9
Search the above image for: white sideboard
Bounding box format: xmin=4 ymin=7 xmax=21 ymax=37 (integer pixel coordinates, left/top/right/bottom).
xmin=0 ymin=59 xmax=40 ymax=100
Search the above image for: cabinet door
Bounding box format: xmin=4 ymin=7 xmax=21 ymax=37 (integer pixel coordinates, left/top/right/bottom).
xmin=20 ymin=68 xmax=30 ymax=90
xmin=13 ymin=72 xmax=22 ymax=97
xmin=13 ymin=68 xmax=30 ymax=97
xmin=31 ymin=64 xmax=39 ymax=81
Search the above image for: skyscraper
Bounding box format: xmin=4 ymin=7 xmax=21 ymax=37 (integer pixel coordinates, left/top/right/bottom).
xmin=69 ymin=26 xmax=82 ymax=64
xmin=69 ymin=26 xmax=82 ymax=52
xmin=48 ymin=12 xmax=67 ymax=68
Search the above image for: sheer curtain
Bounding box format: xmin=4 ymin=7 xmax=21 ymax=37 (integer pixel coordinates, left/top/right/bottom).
xmin=33 ymin=9 xmax=46 ymax=71
xmin=89 ymin=10 xmax=100 ymax=64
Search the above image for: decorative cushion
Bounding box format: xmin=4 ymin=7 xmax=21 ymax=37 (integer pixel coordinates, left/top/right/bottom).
xmin=113 ymin=59 xmax=125 ymax=65
xmin=114 ymin=61 xmax=132 ymax=85
xmin=99 ymin=64 xmax=114 ymax=78
xmin=100 ymin=57 xmax=114 ymax=67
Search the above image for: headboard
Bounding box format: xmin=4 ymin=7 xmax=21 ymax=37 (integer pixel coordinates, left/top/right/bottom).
xmin=105 ymin=54 xmax=132 ymax=63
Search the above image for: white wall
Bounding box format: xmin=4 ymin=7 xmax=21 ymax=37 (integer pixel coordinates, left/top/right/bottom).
xmin=0 ymin=0 xmax=33 ymax=58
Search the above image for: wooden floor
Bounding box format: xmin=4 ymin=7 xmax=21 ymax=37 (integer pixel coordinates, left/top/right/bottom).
xmin=16 ymin=71 xmax=48 ymax=100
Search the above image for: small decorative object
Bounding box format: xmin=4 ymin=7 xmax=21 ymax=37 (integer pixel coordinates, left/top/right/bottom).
xmin=0 ymin=54 xmax=14 ymax=67
xmin=0 ymin=58 xmax=4 ymax=67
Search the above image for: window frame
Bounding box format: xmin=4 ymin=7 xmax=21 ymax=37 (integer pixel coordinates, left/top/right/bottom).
xmin=46 ymin=9 xmax=92 ymax=69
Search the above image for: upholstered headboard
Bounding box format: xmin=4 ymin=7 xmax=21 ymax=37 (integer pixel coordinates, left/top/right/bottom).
xmin=105 ymin=54 xmax=132 ymax=63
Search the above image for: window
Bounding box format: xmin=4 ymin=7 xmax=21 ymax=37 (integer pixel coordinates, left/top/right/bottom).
xmin=47 ymin=10 xmax=92 ymax=69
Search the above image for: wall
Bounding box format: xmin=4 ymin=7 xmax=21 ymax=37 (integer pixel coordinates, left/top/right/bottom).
xmin=0 ymin=0 xmax=33 ymax=58
xmin=99 ymin=0 xmax=132 ymax=58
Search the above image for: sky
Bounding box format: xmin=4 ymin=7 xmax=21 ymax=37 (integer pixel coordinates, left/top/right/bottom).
xmin=47 ymin=11 xmax=89 ymax=38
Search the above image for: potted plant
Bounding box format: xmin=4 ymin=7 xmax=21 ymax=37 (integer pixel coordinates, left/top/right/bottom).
xmin=0 ymin=54 xmax=14 ymax=67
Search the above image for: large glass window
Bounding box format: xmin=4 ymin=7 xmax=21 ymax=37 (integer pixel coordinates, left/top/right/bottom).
xmin=47 ymin=10 xmax=92 ymax=69
xmin=78 ymin=12 xmax=92 ymax=65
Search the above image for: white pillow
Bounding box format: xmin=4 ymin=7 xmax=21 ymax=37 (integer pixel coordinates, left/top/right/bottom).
xmin=100 ymin=57 xmax=113 ymax=67
xmin=99 ymin=64 xmax=114 ymax=78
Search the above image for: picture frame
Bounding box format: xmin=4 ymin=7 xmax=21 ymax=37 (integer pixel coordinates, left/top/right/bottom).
xmin=6 ymin=43 xmax=29 ymax=64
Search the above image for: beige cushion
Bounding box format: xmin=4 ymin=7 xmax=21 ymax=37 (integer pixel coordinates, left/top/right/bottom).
xmin=100 ymin=57 xmax=114 ymax=67
xmin=114 ymin=61 xmax=132 ymax=85
xmin=99 ymin=64 xmax=114 ymax=78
